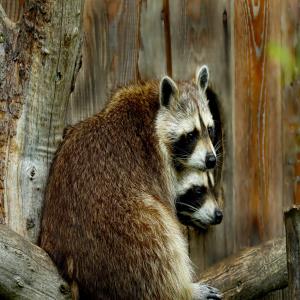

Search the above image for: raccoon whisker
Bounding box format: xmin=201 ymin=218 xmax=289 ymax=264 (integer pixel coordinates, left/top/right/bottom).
xmin=176 ymin=202 xmax=198 ymax=212
xmin=172 ymin=148 xmax=194 ymax=157
xmin=215 ymin=162 xmax=223 ymax=169
xmin=215 ymin=149 xmax=223 ymax=156
xmin=214 ymin=143 xmax=222 ymax=152
xmin=215 ymin=140 xmax=222 ymax=146
xmin=214 ymin=140 xmax=221 ymax=147
xmin=171 ymin=152 xmax=191 ymax=160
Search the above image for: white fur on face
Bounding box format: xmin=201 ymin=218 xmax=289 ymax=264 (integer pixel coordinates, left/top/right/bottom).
xmin=191 ymin=198 xmax=218 ymax=225
xmin=176 ymin=171 xmax=207 ymax=195
xmin=156 ymin=80 xmax=217 ymax=173
xmin=168 ymin=114 xmax=197 ymax=139
xmin=187 ymin=138 xmax=216 ymax=170
xmin=208 ymin=170 xmax=215 ymax=186
xmin=176 ymin=170 xmax=219 ymax=227
xmin=200 ymin=106 xmax=214 ymax=129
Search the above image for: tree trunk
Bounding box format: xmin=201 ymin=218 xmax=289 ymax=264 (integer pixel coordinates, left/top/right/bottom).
xmin=284 ymin=205 xmax=300 ymax=299
xmin=0 ymin=0 xmax=84 ymax=242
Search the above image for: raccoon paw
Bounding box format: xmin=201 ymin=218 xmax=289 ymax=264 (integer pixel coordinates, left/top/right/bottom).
xmin=192 ymin=283 xmax=222 ymax=300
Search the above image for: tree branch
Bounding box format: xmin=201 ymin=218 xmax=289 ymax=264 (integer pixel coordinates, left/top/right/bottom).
xmin=0 ymin=225 xmax=70 ymax=299
xmin=199 ymin=238 xmax=287 ymax=299
xmin=0 ymin=224 xmax=288 ymax=300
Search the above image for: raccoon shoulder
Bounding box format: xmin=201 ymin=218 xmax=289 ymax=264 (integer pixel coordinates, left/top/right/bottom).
xmin=104 ymin=80 xmax=160 ymax=114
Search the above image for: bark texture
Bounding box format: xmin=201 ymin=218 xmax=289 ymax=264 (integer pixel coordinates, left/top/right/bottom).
xmin=0 ymin=224 xmax=288 ymax=300
xmin=199 ymin=238 xmax=288 ymax=299
xmin=284 ymin=206 xmax=300 ymax=299
xmin=0 ymin=0 xmax=84 ymax=242
xmin=0 ymin=224 xmax=70 ymax=299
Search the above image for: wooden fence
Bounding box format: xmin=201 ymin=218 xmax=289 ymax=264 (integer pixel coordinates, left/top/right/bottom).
xmin=1 ymin=0 xmax=299 ymax=299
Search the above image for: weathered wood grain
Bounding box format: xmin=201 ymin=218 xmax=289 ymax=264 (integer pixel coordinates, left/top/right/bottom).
xmin=284 ymin=206 xmax=300 ymax=299
xmin=67 ymin=0 xmax=141 ymax=124
xmin=199 ymin=238 xmax=287 ymax=300
xmin=1 ymin=0 xmax=84 ymax=242
xmin=0 ymin=224 xmax=70 ymax=300
xmin=138 ymin=0 xmax=167 ymax=79
xmin=281 ymin=0 xmax=300 ymax=210
xmin=234 ymin=3 xmax=287 ymax=298
xmin=282 ymin=80 xmax=300 ymax=209
xmin=169 ymin=0 xmax=234 ymax=272
xmin=234 ymin=0 xmax=283 ymax=247
xmin=0 ymin=2 xmax=15 ymax=224
xmin=0 ymin=224 xmax=288 ymax=300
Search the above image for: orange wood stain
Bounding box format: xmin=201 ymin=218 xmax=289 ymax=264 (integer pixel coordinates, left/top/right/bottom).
xmin=234 ymin=0 xmax=282 ymax=246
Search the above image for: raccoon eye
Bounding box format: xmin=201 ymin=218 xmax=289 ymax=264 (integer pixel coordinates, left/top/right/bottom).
xmin=207 ymin=126 xmax=215 ymax=141
xmin=194 ymin=186 xmax=207 ymax=195
xmin=186 ymin=129 xmax=198 ymax=142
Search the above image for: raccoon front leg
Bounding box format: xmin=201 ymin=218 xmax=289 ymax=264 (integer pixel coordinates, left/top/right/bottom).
xmin=192 ymin=283 xmax=222 ymax=300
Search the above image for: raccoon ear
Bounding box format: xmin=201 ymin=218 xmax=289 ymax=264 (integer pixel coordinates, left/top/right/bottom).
xmin=196 ymin=65 xmax=209 ymax=92
xmin=159 ymin=76 xmax=178 ymax=107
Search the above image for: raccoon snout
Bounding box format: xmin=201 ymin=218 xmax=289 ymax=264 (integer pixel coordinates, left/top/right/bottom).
xmin=205 ymin=153 xmax=216 ymax=169
xmin=212 ymin=209 xmax=223 ymax=225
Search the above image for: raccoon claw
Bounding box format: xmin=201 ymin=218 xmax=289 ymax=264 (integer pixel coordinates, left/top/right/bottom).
xmin=192 ymin=283 xmax=222 ymax=300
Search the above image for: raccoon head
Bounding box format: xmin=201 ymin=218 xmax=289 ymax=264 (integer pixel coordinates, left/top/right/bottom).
xmin=156 ymin=65 xmax=217 ymax=172
xmin=175 ymin=170 xmax=223 ymax=230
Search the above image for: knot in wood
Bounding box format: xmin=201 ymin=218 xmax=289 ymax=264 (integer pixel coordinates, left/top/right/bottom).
xmin=236 ymin=280 xmax=243 ymax=293
xmin=0 ymin=33 xmax=5 ymax=43
xmin=27 ymin=166 xmax=37 ymax=180
xmin=59 ymin=283 xmax=70 ymax=295
xmin=26 ymin=218 xmax=35 ymax=230
xmin=56 ymin=72 xmax=62 ymax=82
xmin=14 ymin=276 xmax=24 ymax=288
xmin=223 ymin=9 xmax=228 ymax=24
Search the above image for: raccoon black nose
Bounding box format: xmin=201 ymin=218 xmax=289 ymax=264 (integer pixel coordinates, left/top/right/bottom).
xmin=205 ymin=154 xmax=216 ymax=169
xmin=214 ymin=210 xmax=223 ymax=224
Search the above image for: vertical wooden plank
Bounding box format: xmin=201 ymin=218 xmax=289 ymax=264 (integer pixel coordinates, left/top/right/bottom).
xmin=234 ymin=0 xmax=282 ymax=250
xmin=234 ymin=0 xmax=285 ymax=294
xmin=67 ymin=0 xmax=140 ymax=124
xmin=138 ymin=0 xmax=167 ymax=79
xmin=246 ymin=2 xmax=299 ymax=299
xmin=169 ymin=0 xmax=234 ymax=272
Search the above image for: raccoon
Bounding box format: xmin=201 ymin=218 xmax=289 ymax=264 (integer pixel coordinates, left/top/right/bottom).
xmin=174 ymin=82 xmax=224 ymax=229
xmin=40 ymin=66 xmax=222 ymax=299
xmin=175 ymin=170 xmax=223 ymax=230
xmin=156 ymin=66 xmax=217 ymax=174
